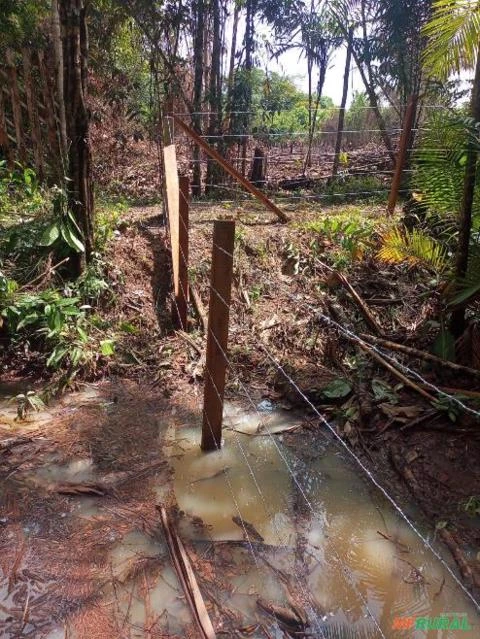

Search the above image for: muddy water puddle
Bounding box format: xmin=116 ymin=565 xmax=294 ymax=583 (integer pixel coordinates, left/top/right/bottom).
xmin=163 ymin=403 xmax=480 ymax=638
xmin=1 ymin=385 xmax=480 ymax=637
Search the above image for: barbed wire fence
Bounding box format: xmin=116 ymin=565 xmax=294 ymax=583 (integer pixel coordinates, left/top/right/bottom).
xmin=157 ymin=103 xmax=480 ymax=636
xmin=168 ymin=102 xmax=452 ymax=213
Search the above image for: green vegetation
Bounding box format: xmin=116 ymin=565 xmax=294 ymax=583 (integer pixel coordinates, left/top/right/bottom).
xmin=0 ymin=165 xmax=126 ymax=386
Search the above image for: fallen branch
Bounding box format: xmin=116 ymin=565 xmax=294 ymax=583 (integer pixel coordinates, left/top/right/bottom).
xmin=157 ymin=505 xmax=216 ymax=639
xmin=335 ymin=272 xmax=383 ymax=335
xmin=19 ymin=257 xmax=70 ymax=291
xmin=438 ymin=529 xmax=480 ymax=590
xmin=356 ymin=341 xmax=435 ymax=401
xmin=360 ymin=334 xmax=480 ymax=380
xmin=53 ymin=482 xmax=107 ymax=496
xmin=175 ymin=330 xmax=203 ymax=356
xmin=190 ymin=283 xmax=208 ymax=332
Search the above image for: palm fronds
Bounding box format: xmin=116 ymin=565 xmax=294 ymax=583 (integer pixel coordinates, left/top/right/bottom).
xmin=412 ymin=110 xmax=480 ymax=215
xmin=423 ymin=0 xmax=480 ymax=78
xmin=377 ymin=227 xmax=449 ymax=272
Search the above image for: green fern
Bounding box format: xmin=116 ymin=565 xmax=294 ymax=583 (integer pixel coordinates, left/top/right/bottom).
xmin=377 ymin=226 xmax=449 ymax=272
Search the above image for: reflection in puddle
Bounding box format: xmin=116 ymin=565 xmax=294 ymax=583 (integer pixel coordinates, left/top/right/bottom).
xmin=106 ymin=531 xmax=189 ymax=635
xmin=2 ymin=381 xmax=480 ymax=638
xmin=163 ymin=403 xmax=480 ymax=638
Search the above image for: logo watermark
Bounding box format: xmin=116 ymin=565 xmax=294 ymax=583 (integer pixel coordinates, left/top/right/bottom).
xmin=392 ymin=613 xmax=472 ymax=631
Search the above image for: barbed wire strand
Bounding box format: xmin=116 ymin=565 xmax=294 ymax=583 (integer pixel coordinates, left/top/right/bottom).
xmin=171 ymin=105 xmax=449 ymax=117
xmin=201 ymin=263 xmax=480 ymax=614
xmin=204 ymin=325 xmax=388 ymax=638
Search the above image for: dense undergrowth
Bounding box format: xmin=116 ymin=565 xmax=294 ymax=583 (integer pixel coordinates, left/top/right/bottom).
xmin=0 ymin=162 xmax=128 ymax=391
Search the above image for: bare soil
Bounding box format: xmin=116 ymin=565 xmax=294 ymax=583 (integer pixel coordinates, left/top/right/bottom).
xmin=2 ymin=201 xmax=480 ymax=636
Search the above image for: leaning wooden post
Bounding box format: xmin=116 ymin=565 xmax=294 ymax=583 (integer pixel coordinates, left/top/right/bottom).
xmin=176 ymin=175 xmax=190 ymax=330
xmin=201 ymin=220 xmax=235 ymax=451
xmin=387 ymin=95 xmax=418 ymax=216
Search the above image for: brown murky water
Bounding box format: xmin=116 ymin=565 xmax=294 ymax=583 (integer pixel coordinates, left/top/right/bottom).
xmin=1 ymin=386 xmax=479 ymax=637
xmin=164 ymin=403 xmax=480 ymax=638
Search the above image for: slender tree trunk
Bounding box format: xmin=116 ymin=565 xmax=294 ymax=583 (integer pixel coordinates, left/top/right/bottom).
xmin=451 ymin=45 xmax=480 ymax=336
xmin=22 ymin=49 xmax=44 ymax=180
xmin=52 ymin=0 xmax=67 ymax=166
xmin=332 ymin=28 xmax=353 ymax=180
xmin=304 ymin=55 xmax=327 ymax=173
xmin=242 ymin=0 xmax=256 ymax=177
xmin=226 ymin=0 xmax=240 ymax=121
xmin=206 ymin=0 xmax=224 ymax=192
xmin=0 ymin=85 xmax=13 ymax=168
xmin=356 ymin=0 xmax=395 ymax=163
xmin=351 ymin=47 xmax=395 ymax=164
xmin=5 ymin=49 xmax=26 ymax=164
xmin=38 ymin=50 xmax=62 ymax=181
xmin=192 ymin=0 xmax=205 ymax=196
xmin=60 ymin=0 xmax=94 ymax=276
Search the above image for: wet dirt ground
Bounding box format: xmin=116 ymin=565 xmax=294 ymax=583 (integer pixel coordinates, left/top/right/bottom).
xmin=1 ymin=381 xmax=479 ymax=638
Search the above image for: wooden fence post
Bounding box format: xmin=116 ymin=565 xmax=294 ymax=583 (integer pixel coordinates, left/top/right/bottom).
xmin=201 ymin=220 xmax=235 ymax=451
xmin=387 ymin=95 xmax=418 ymax=215
xmin=176 ymin=175 xmax=190 ymax=330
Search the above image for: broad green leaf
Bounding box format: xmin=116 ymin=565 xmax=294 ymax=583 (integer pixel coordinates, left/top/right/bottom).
xmin=322 ymin=378 xmax=352 ymax=399
xmin=61 ymin=223 xmax=85 ymax=253
xmin=40 ymin=223 xmax=60 ymax=246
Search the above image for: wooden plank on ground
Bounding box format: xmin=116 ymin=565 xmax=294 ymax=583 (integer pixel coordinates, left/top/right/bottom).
xmin=158 ymin=505 xmax=216 ymax=639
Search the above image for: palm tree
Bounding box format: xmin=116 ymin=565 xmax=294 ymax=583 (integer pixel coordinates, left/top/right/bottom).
xmin=423 ymin=0 xmax=480 ymax=335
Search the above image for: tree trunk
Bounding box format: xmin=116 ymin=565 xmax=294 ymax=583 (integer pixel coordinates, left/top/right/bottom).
xmin=304 ymin=54 xmax=327 ymax=173
xmin=241 ymin=0 xmax=256 ymax=178
xmin=206 ymin=0 xmax=224 ymax=192
xmin=450 ymin=44 xmax=480 ymax=336
xmin=38 ymin=50 xmax=62 ymax=181
xmin=350 ymin=46 xmax=395 ymax=164
xmin=0 ymin=85 xmax=13 ymax=168
xmin=332 ymin=28 xmax=353 ymax=180
xmin=60 ymin=0 xmax=94 ymax=276
xmin=6 ymin=49 xmax=26 ymax=164
xmin=22 ymin=49 xmax=44 ymax=180
xmin=192 ymin=0 xmax=205 ymax=196
xmin=226 ymin=0 xmax=240 ymax=118
xmin=52 ymin=0 xmax=67 ymax=166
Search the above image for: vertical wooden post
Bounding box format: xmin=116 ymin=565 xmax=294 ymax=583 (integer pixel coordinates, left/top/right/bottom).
xmin=387 ymin=95 xmax=418 ymax=215
xmin=162 ymin=99 xmax=180 ymax=300
xmin=201 ymin=220 xmax=235 ymax=451
xmin=176 ymin=176 xmax=190 ymax=330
